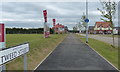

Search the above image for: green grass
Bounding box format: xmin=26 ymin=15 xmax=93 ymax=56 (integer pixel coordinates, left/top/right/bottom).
xmin=77 ymin=34 xmax=119 ymax=69
xmin=6 ymin=34 xmax=67 ymax=70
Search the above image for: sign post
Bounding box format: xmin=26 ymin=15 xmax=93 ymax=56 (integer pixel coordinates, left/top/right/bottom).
xmin=24 ymin=53 xmax=27 ymax=72
xmin=0 ymin=23 xmax=6 ymax=72
xmin=84 ymin=18 xmax=89 ymax=43
xmin=85 ymin=0 xmax=89 ymax=43
xmin=0 ymin=43 xmax=29 ymax=72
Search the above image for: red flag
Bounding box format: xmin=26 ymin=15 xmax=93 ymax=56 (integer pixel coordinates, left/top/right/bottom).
xmin=43 ymin=10 xmax=47 ymax=22
xmin=0 ymin=23 xmax=4 ymax=42
xmin=52 ymin=19 xmax=56 ymax=26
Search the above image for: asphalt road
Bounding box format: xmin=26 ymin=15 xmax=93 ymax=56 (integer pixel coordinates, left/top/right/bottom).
xmin=35 ymin=34 xmax=118 ymax=72
xmin=80 ymin=34 xmax=119 ymax=47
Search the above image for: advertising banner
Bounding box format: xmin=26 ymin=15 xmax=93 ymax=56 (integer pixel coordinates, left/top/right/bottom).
xmin=0 ymin=43 xmax=29 ymax=65
xmin=0 ymin=24 xmax=5 ymax=49
xmin=43 ymin=10 xmax=50 ymax=38
xmin=43 ymin=10 xmax=47 ymax=22
xmin=52 ymin=19 xmax=56 ymax=26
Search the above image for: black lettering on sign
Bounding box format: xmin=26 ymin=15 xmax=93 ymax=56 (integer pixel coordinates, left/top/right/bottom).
xmin=1 ymin=51 xmax=18 ymax=63
xmin=1 ymin=56 xmax=5 ymax=63
xmin=4 ymin=54 xmax=9 ymax=61
xmin=14 ymin=51 xmax=17 ymax=58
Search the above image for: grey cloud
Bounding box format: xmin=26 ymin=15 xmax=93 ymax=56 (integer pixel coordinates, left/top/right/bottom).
xmin=1 ymin=2 xmax=119 ymax=30
xmin=4 ymin=21 xmax=43 ymax=28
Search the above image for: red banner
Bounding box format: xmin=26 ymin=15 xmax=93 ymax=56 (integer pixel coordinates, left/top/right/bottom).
xmin=52 ymin=19 xmax=56 ymax=26
xmin=43 ymin=10 xmax=47 ymax=22
xmin=0 ymin=24 xmax=4 ymax=42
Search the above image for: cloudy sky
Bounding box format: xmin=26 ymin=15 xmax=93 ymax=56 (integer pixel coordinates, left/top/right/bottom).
xmin=0 ymin=0 xmax=119 ymax=30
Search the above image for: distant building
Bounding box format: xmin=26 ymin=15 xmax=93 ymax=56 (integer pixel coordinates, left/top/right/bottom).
xmin=88 ymin=26 xmax=94 ymax=34
xmin=94 ymin=22 xmax=112 ymax=34
xmin=114 ymin=27 xmax=120 ymax=35
xmin=52 ymin=24 xmax=68 ymax=34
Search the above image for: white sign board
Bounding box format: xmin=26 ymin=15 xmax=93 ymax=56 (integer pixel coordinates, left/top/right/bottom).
xmin=0 ymin=43 xmax=29 ymax=65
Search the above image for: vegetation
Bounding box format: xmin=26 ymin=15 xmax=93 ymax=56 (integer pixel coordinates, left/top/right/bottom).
xmin=73 ymin=26 xmax=78 ymax=32
xmin=97 ymin=1 xmax=117 ymax=47
xmin=80 ymin=12 xmax=86 ymax=29
xmin=75 ymin=13 xmax=86 ymax=33
xmin=6 ymin=34 xmax=67 ymax=70
xmin=77 ymin=34 xmax=118 ymax=69
xmin=6 ymin=28 xmax=54 ymax=34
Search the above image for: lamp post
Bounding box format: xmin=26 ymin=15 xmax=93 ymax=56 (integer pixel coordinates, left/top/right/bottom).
xmin=86 ymin=0 xmax=89 ymax=43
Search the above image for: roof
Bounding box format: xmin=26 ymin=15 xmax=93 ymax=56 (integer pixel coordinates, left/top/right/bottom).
xmin=52 ymin=24 xmax=65 ymax=29
xmin=89 ymin=26 xmax=94 ymax=30
xmin=95 ymin=22 xmax=111 ymax=28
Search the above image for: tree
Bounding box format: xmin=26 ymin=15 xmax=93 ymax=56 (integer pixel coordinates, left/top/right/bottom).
xmin=73 ymin=26 xmax=78 ymax=33
xmin=80 ymin=13 xmax=87 ymax=32
xmin=77 ymin=22 xmax=83 ymax=33
xmin=97 ymin=0 xmax=117 ymax=47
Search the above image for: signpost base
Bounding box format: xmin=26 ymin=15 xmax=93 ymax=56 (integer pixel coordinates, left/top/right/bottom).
xmin=86 ymin=41 xmax=88 ymax=43
xmin=24 ymin=54 xmax=27 ymax=72
xmin=0 ymin=65 xmax=6 ymax=72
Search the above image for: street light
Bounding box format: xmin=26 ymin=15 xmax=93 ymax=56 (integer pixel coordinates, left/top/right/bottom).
xmin=86 ymin=0 xmax=89 ymax=43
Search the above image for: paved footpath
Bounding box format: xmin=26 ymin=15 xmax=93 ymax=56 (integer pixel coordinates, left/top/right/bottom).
xmin=35 ymin=34 xmax=118 ymax=71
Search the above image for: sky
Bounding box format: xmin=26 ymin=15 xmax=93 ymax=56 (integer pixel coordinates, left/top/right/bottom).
xmin=0 ymin=0 xmax=119 ymax=30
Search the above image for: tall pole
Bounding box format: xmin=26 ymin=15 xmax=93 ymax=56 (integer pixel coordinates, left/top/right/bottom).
xmin=86 ymin=0 xmax=88 ymax=43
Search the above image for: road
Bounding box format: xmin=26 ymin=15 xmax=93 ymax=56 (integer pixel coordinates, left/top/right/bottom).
xmin=80 ymin=34 xmax=119 ymax=47
xmin=35 ymin=34 xmax=118 ymax=72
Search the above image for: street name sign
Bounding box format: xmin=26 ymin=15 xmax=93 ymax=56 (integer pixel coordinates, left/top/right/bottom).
xmin=0 ymin=43 xmax=29 ymax=65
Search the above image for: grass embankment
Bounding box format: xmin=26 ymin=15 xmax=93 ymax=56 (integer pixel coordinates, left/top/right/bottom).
xmin=77 ymin=34 xmax=119 ymax=69
xmin=6 ymin=34 xmax=67 ymax=70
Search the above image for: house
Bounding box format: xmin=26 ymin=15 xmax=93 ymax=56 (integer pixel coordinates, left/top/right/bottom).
xmin=94 ymin=22 xmax=112 ymax=34
xmin=52 ymin=23 xmax=68 ymax=34
xmin=114 ymin=27 xmax=120 ymax=35
xmin=88 ymin=26 xmax=94 ymax=34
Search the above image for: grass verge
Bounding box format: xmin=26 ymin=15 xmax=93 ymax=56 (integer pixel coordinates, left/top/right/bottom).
xmin=6 ymin=34 xmax=67 ymax=70
xmin=77 ymin=34 xmax=119 ymax=69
